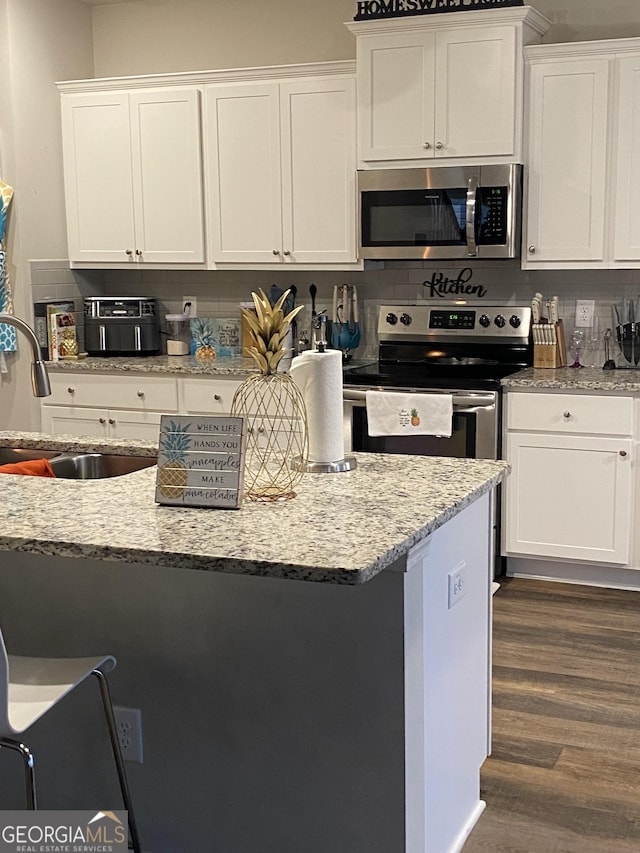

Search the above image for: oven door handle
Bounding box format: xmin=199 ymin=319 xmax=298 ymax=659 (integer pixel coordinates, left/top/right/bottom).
xmin=466 ymin=175 xmax=479 ymax=257
xmin=343 ymin=389 xmax=495 ymax=411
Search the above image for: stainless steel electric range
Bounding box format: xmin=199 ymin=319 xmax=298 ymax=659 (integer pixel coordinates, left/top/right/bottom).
xmin=343 ymin=301 xmax=532 ymax=460
xmin=342 ymin=301 xmax=532 ymax=575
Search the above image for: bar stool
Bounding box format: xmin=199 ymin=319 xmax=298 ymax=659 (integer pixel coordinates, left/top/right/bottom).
xmin=0 ymin=627 xmax=142 ymax=853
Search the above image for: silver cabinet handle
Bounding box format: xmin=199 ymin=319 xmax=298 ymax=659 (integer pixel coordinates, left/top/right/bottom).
xmin=528 ymin=246 xmax=536 ymax=254
xmin=125 ymin=249 xmax=133 ymax=257
xmin=435 ymin=142 xmax=444 ymax=150
xmin=563 ymin=411 xmax=571 ymax=418
xmin=135 ymin=249 xmax=142 ymax=256
xmin=137 ymin=390 xmax=144 ymax=398
xmin=67 ymin=386 xmax=75 ymax=395
xmin=423 ymin=142 xmax=431 ymax=149
xmin=466 ymin=175 xmax=479 ymax=258
xmin=272 ymin=249 xmax=280 ymax=255
xmin=98 ymin=417 xmax=106 ymax=424
xmin=108 ymin=418 xmax=116 ymax=425
xmin=214 ymin=394 xmax=221 ymax=401
xmin=620 ymin=450 xmax=628 ymax=457
xmin=283 ymin=250 xmax=291 ymax=256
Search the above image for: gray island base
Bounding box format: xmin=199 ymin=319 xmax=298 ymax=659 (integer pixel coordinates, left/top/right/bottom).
xmin=0 ymin=434 xmax=508 ymax=853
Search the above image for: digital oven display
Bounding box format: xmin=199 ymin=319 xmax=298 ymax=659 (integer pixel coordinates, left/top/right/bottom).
xmin=428 ymin=310 xmax=476 ymax=330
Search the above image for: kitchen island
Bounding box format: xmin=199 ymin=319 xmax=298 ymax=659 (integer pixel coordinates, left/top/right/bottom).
xmin=0 ymin=431 xmax=508 ymax=853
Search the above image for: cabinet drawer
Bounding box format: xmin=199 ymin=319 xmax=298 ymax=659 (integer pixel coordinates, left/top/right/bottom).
xmin=506 ymin=392 xmax=634 ymax=436
xmin=181 ymin=377 xmax=243 ymax=414
xmin=48 ymin=372 xmax=178 ymax=411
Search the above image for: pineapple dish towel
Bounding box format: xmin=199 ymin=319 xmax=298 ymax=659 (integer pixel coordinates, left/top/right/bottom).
xmin=365 ymin=391 xmax=453 ymax=438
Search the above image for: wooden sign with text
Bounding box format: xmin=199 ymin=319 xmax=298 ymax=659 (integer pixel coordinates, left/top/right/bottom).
xmin=155 ymin=415 xmax=247 ymax=509
xmin=354 ymin=0 xmax=523 ymax=21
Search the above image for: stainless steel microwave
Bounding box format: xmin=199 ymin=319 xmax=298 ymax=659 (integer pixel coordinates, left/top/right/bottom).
xmin=357 ymin=164 xmax=522 ymax=261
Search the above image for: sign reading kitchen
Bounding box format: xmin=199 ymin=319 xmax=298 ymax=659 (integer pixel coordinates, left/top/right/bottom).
xmin=155 ymin=415 xmax=247 ymax=509
xmin=423 ymin=268 xmax=488 ymax=299
xmin=354 ymin=0 xmax=523 ymax=20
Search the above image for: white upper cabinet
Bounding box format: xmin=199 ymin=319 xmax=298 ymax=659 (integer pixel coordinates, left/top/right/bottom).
xmin=523 ymin=38 xmax=640 ymax=269
xmin=205 ymin=71 xmax=357 ymax=267
xmin=524 ymin=56 xmax=609 ymax=265
xmin=60 ymin=88 xmax=205 ymax=267
xmin=346 ymin=8 xmax=549 ymax=167
xmin=613 ymin=55 xmax=640 ymax=264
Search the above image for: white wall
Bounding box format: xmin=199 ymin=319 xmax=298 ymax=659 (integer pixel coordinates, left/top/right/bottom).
xmin=90 ymin=0 xmax=640 ymax=78
xmin=0 ymin=0 xmax=93 ymax=430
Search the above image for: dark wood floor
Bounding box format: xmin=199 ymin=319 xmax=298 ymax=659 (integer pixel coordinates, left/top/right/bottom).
xmin=464 ymin=576 xmax=640 ymax=852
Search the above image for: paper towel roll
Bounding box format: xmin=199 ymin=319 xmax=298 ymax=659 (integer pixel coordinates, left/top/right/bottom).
xmin=290 ymin=349 xmax=344 ymax=463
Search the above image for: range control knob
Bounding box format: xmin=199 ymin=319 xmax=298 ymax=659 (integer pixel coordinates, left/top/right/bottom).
xmin=494 ymin=314 xmax=506 ymax=328
xmin=386 ymin=312 xmax=398 ymax=325
xmin=400 ymin=313 xmax=412 ymax=326
xmin=478 ymin=314 xmax=491 ymax=328
xmin=509 ymin=314 xmax=522 ymax=328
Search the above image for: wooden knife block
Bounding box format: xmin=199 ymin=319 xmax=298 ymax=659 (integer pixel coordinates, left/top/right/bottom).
xmin=533 ymin=320 xmax=567 ymax=369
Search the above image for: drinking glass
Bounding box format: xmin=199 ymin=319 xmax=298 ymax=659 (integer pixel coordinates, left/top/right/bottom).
xmin=567 ymin=327 xmax=586 ymax=368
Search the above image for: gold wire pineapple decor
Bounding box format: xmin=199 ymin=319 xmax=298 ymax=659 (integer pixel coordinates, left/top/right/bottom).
xmin=231 ymin=288 xmax=309 ymax=501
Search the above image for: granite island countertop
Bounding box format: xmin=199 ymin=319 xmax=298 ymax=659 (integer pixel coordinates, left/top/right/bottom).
xmin=502 ymin=366 xmax=640 ymax=392
xmin=0 ymin=431 xmax=508 ymax=585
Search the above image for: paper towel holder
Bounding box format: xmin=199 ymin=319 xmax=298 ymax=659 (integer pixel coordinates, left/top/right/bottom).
xmin=290 ymin=455 xmax=357 ymax=474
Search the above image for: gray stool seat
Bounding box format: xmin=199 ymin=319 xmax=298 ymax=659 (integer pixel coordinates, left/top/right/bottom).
xmin=0 ymin=631 xmax=141 ymax=853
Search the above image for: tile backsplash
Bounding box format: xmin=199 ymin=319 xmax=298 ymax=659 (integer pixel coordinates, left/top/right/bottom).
xmin=28 ymin=259 xmax=640 ymax=365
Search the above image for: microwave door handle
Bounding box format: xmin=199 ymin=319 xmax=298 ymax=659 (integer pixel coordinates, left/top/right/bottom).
xmin=466 ymin=176 xmax=479 ymax=257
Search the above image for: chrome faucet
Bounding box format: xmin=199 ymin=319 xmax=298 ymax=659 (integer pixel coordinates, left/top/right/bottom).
xmin=0 ymin=313 xmax=51 ymax=397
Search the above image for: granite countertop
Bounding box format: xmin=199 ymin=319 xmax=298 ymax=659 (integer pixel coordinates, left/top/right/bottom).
xmin=0 ymin=431 xmax=508 ymax=585
xmin=46 ymin=354 xmax=258 ymax=376
xmin=502 ymin=366 xmax=640 ymax=392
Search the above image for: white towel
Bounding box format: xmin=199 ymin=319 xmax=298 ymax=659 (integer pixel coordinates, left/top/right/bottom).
xmin=365 ymin=391 xmax=453 ymax=438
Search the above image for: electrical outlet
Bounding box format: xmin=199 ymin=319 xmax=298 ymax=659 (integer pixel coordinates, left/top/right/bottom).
xmin=183 ymin=296 xmax=197 ymax=318
xmin=575 ymin=299 xmax=595 ymax=328
xmin=448 ymin=563 xmax=466 ymax=609
xmin=113 ymin=706 xmax=143 ymax=764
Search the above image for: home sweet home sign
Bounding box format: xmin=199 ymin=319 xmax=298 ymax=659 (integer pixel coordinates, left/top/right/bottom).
xmin=354 ymin=0 xmax=523 ymax=21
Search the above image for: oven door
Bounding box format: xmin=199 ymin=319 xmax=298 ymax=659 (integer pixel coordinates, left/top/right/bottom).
xmin=343 ymin=388 xmax=498 ymax=460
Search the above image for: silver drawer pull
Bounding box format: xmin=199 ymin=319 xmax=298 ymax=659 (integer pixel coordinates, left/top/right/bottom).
xmin=67 ymin=387 xmax=75 ymax=395
xmin=563 ymin=411 xmax=571 ymax=418
xmin=620 ymin=450 xmax=628 ymax=457
xmin=214 ymin=394 xmax=221 ymax=401
xmin=108 ymin=418 xmax=116 ymax=425
xmin=98 ymin=417 xmax=106 ymax=424
xmin=137 ymin=390 xmax=145 ymax=398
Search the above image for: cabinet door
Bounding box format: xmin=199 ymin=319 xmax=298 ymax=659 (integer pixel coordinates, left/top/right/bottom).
xmin=612 ymin=54 xmax=640 ymax=263
xmin=129 ymin=89 xmax=205 ymax=264
xmin=206 ymin=83 xmax=282 ymax=262
xmin=280 ymin=78 xmax=357 ymax=264
xmin=357 ymin=31 xmax=435 ymax=161
xmin=435 ymin=26 xmax=516 ymax=158
xmin=61 ymin=93 xmax=136 ymax=263
xmin=504 ymin=432 xmax=632 ymax=564
xmin=524 ymin=58 xmax=609 ymax=265
xmin=41 ymin=405 xmax=110 ymax=439
xmin=109 ymin=409 xmax=164 ymax=441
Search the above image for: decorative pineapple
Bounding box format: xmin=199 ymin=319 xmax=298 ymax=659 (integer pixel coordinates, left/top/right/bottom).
xmin=232 ymin=288 xmax=308 ymax=501
xmin=411 ymin=407 xmax=420 ymax=427
xmin=241 ymin=288 xmax=303 ymax=374
xmin=191 ymin=318 xmax=217 ymax=362
xmin=158 ymin=420 xmax=192 ymax=498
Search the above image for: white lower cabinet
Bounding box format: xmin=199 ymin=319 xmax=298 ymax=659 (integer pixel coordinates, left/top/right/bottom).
xmin=41 ymin=373 xmax=180 ymax=441
xmin=41 ymin=372 xmax=245 ymax=440
xmin=180 ymin=376 xmax=242 ymax=414
xmin=503 ymin=391 xmax=635 ymax=568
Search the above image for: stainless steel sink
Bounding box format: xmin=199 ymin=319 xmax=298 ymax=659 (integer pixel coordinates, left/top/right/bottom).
xmin=0 ymin=447 xmax=156 ymax=479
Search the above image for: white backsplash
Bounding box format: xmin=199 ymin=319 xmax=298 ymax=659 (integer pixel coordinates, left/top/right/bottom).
xmin=27 ymin=259 xmax=640 ymax=365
